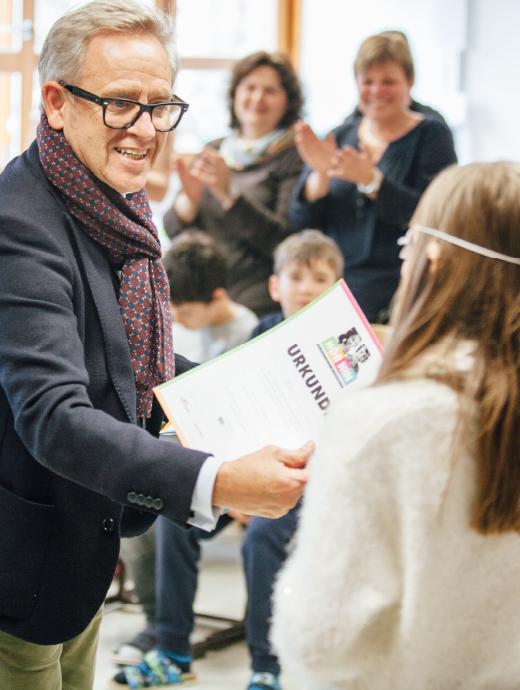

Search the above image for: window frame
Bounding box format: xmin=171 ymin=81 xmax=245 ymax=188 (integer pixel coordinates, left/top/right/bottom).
xmin=0 ymin=0 xmax=301 ymax=170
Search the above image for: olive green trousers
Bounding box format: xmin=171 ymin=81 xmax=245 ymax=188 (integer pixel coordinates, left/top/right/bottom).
xmin=0 ymin=605 xmax=103 ymax=690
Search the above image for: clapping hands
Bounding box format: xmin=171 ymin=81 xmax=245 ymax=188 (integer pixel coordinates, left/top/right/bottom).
xmin=329 ymin=142 xmax=376 ymax=187
xmin=172 ymin=146 xmax=231 ymax=204
xmin=294 ymin=120 xmax=377 ymax=190
xmin=294 ymin=121 xmax=337 ymax=174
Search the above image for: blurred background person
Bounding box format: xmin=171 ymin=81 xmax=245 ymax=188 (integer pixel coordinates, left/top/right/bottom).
xmin=163 ymin=51 xmax=305 ymax=317
xmin=290 ymin=33 xmax=457 ymax=323
xmin=166 ymin=231 xmax=259 ymax=363
xmin=251 ymin=228 xmax=344 ymax=336
xmin=343 ymin=30 xmax=453 ymax=129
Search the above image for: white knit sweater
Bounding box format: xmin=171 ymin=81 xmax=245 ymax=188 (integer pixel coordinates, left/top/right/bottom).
xmin=271 ymin=378 xmax=520 ymax=690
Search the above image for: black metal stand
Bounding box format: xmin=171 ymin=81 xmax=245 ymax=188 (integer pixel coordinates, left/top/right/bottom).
xmin=106 ymin=559 xmax=246 ymax=655
xmin=192 ymin=613 xmax=246 ymax=658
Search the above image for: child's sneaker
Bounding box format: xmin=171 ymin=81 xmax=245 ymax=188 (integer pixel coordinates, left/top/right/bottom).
xmin=109 ymin=649 xmax=196 ymax=688
xmin=247 ymin=672 xmax=281 ymax=690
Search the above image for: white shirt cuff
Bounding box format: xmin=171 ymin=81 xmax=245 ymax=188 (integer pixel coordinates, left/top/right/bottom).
xmin=188 ymin=454 xmax=228 ymax=532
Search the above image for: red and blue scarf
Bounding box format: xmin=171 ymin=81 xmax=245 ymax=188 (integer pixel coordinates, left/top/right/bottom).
xmin=37 ymin=115 xmax=174 ymax=418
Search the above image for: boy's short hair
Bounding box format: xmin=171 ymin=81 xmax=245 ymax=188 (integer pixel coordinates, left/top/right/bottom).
xmin=163 ymin=231 xmax=228 ymax=305
xmin=273 ymin=230 xmax=344 ymax=278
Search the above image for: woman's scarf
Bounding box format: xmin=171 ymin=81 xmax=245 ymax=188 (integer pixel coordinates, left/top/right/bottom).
xmin=219 ymin=127 xmax=295 ymax=171
xmin=36 ymin=116 xmax=174 ymax=418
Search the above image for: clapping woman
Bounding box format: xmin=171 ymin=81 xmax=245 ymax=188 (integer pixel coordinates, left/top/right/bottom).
xmin=164 ymin=52 xmax=304 ymax=316
xmin=272 ymin=161 xmax=520 ymax=689
xmin=290 ymin=33 xmax=457 ymax=322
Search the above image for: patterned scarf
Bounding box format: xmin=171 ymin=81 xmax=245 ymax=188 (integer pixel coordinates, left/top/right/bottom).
xmin=219 ymin=127 xmax=295 ymax=171
xmin=36 ymin=115 xmax=174 ymax=418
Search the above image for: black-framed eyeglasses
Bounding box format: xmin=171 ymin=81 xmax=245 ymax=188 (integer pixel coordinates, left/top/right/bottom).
xmin=62 ymin=84 xmax=189 ymax=132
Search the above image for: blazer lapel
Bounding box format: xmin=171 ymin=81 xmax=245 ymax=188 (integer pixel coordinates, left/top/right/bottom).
xmin=67 ymin=218 xmax=137 ymax=424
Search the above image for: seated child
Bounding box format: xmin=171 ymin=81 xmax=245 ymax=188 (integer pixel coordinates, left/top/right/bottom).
xmin=112 ymin=229 xmax=343 ymax=690
xmin=252 ymin=228 xmax=344 ymax=337
xmin=165 ymin=230 xmax=259 ymax=362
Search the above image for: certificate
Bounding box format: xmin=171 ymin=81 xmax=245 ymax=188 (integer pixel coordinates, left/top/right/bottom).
xmin=154 ymin=280 xmax=384 ymax=460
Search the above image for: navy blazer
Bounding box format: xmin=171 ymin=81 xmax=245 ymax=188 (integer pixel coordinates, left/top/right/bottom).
xmin=290 ymin=116 xmax=458 ymax=322
xmin=0 ymin=142 xmax=211 ymax=645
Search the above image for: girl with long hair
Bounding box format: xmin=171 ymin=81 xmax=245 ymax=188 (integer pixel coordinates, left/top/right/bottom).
xmin=272 ymin=162 xmax=520 ymax=689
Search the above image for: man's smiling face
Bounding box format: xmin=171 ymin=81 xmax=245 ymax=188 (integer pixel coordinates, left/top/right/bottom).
xmin=55 ymin=30 xmax=172 ymax=194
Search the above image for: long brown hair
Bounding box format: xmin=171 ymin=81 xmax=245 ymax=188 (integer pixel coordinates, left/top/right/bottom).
xmin=378 ymin=162 xmax=520 ymax=534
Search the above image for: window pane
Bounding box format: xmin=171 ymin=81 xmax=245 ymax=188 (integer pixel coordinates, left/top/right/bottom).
xmin=173 ymin=69 xmax=231 ymax=152
xmin=34 ymin=0 xmax=87 ymax=54
xmin=0 ymin=71 xmax=21 ymax=167
xmin=33 ymin=0 xmax=154 ymax=53
xmin=176 ymin=0 xmax=277 ymax=58
xmin=0 ymin=0 xmax=23 ymax=53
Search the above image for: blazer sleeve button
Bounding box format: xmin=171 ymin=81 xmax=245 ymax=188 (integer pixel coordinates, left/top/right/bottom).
xmin=127 ymin=492 xmax=137 ymax=504
xmin=103 ymin=518 xmax=115 ymax=533
xmin=135 ymin=494 xmax=145 ymax=506
xmin=153 ymin=498 xmax=163 ymax=511
xmin=144 ymin=496 xmax=153 ymax=509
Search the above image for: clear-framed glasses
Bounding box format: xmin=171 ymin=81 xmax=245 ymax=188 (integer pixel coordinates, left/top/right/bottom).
xmin=62 ymin=84 xmax=189 ymax=132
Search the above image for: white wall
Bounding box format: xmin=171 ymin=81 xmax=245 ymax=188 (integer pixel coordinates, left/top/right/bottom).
xmin=464 ymin=0 xmax=520 ymax=162
xmin=300 ymin=0 xmax=520 ymax=165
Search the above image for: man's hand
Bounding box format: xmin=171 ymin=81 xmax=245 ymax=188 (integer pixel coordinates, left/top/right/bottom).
xmin=212 ymin=441 xmax=314 ymax=519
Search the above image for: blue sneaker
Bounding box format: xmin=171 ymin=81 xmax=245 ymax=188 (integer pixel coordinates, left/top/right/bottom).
xmin=247 ymin=672 xmax=281 ymax=690
xmin=109 ymin=649 xmax=196 ymax=688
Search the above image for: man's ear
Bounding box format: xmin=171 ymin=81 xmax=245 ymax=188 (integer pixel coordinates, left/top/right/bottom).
xmin=426 ymin=240 xmax=441 ymax=274
xmin=41 ymin=81 xmax=68 ymax=131
xmin=268 ymin=274 xmax=280 ymax=303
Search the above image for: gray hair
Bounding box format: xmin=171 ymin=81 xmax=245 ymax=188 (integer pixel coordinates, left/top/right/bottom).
xmin=38 ymin=0 xmax=177 ymax=112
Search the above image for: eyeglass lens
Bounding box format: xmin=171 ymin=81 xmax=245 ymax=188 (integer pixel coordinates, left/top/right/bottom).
xmin=105 ymin=101 xmax=184 ymax=130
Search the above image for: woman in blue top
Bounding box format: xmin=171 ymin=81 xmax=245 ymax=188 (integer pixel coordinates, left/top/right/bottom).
xmin=290 ymin=33 xmax=457 ymax=322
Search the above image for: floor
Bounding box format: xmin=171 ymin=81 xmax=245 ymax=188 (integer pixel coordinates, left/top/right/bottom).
xmin=93 ymin=522 xmax=300 ymax=690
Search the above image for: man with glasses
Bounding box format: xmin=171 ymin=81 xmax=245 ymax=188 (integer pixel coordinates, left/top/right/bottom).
xmin=0 ymin=2 xmax=311 ymax=688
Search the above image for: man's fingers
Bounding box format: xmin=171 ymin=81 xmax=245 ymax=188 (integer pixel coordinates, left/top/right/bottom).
xmin=278 ymin=440 xmax=315 ymax=467
xmin=286 ymin=466 xmax=310 ymax=483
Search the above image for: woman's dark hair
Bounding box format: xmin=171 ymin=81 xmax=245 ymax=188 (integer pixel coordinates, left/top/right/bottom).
xmin=227 ymin=51 xmax=304 ymax=130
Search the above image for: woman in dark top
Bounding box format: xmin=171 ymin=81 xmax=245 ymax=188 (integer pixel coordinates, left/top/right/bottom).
xmin=290 ymin=34 xmax=457 ymax=322
xmin=164 ymin=52 xmax=304 ymax=316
